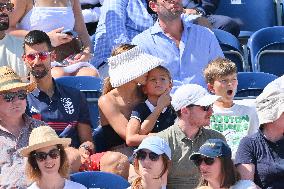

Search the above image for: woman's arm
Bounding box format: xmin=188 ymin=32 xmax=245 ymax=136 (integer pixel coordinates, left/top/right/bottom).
xmin=72 ymin=0 xmax=92 ymax=62
xmin=237 ymin=163 xmax=255 ymax=180
xmin=98 ymin=95 xmax=129 ymax=140
xmin=8 ymin=0 xmax=29 ymax=37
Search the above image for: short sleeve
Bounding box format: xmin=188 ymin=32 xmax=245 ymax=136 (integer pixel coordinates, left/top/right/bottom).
xmin=130 ymin=103 xmax=150 ymax=123
xmin=235 ymin=136 xmax=256 ymax=165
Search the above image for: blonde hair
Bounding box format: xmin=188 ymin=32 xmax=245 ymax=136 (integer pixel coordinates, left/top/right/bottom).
xmin=102 ymin=44 xmax=137 ymax=95
xmin=203 ymin=57 xmax=237 ymax=84
xmin=26 ymin=145 xmax=70 ymax=182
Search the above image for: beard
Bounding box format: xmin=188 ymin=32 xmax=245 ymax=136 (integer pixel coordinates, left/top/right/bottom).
xmin=0 ymin=13 xmax=9 ymax=31
xmin=30 ymin=65 xmax=49 ymax=79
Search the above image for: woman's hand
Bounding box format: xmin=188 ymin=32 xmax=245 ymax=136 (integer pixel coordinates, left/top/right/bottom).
xmin=68 ymin=51 xmax=92 ymax=64
xmin=47 ymin=27 xmax=73 ymax=47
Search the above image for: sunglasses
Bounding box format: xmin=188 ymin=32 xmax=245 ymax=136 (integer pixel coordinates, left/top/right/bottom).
xmin=188 ymin=104 xmax=212 ymax=112
xmin=0 ymin=2 xmax=14 ymax=12
xmin=24 ymin=52 xmax=51 ymax=62
xmin=33 ymin=148 xmax=60 ymax=162
xmin=136 ymin=150 xmax=160 ymax=161
xmin=193 ymin=156 xmax=215 ymax=166
xmin=1 ymin=90 xmax=27 ymax=102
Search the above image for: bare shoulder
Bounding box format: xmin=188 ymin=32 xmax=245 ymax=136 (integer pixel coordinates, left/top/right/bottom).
xmin=98 ymin=90 xmax=117 ymax=108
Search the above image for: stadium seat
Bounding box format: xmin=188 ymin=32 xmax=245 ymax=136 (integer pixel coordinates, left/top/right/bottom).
xmin=235 ymin=72 xmax=278 ymax=99
xmin=70 ymin=171 xmax=130 ymax=189
xmin=55 ymin=76 xmax=102 ymax=129
xmin=213 ymin=29 xmax=246 ymax=71
xmin=215 ymin=0 xmax=280 ymax=38
xmin=247 ymin=26 xmax=284 ymax=76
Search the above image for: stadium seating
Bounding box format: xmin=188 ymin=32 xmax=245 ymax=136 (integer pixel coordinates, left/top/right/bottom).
xmin=235 ymin=72 xmax=278 ymax=99
xmin=215 ymin=0 xmax=280 ymax=38
xmin=55 ymin=76 xmax=102 ymax=129
xmin=213 ymin=29 xmax=246 ymax=71
xmin=247 ymin=26 xmax=284 ymax=76
xmin=70 ymin=171 xmax=130 ymax=189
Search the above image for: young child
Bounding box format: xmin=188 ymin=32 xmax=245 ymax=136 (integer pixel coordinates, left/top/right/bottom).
xmin=126 ymin=66 xmax=177 ymax=147
xmin=203 ymin=57 xmax=259 ymax=158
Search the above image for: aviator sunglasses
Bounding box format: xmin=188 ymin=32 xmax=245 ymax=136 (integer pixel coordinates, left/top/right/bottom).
xmin=0 ymin=2 xmax=14 ymax=12
xmin=1 ymin=90 xmax=27 ymax=102
xmin=136 ymin=150 xmax=160 ymax=161
xmin=33 ymin=148 xmax=61 ymax=162
xmin=24 ymin=52 xmax=51 ymax=62
xmin=193 ymin=156 xmax=215 ymax=166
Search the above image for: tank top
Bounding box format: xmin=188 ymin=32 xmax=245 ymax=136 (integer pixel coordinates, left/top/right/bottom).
xmin=17 ymin=0 xmax=75 ymax=32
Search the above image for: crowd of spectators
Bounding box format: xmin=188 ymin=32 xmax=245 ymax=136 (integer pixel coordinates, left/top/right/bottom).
xmin=0 ymin=0 xmax=283 ymax=188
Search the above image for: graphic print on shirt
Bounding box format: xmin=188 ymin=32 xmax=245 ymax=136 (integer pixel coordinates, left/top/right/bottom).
xmin=61 ymin=98 xmax=74 ymax=114
xmin=210 ymin=115 xmax=249 ymax=156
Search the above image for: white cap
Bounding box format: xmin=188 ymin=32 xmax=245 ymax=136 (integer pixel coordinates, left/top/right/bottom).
xmin=171 ymin=84 xmax=221 ymax=111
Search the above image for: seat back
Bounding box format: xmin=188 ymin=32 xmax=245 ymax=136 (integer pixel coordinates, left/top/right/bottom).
xmin=247 ymin=26 xmax=284 ymax=73
xmin=55 ymin=76 xmax=102 ymax=129
xmin=215 ymin=0 xmax=279 ymax=37
xmin=235 ymin=72 xmax=278 ymax=98
xmin=213 ymin=29 xmax=246 ymax=71
xmin=70 ymin=171 xmax=130 ymax=189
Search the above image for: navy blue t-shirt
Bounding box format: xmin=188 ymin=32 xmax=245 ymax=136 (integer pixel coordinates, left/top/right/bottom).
xmin=26 ymin=80 xmax=91 ymax=147
xmin=130 ymin=102 xmax=177 ymax=133
xmin=235 ymin=129 xmax=284 ymax=189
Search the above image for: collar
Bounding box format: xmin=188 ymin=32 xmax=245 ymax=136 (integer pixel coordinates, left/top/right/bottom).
xmin=150 ymin=16 xmax=193 ymax=35
xmin=31 ymin=78 xmax=61 ymax=98
xmin=174 ymin=122 xmax=204 ymax=142
xmin=0 ymin=114 xmax=34 ymax=134
xmin=145 ymin=99 xmax=167 ymax=113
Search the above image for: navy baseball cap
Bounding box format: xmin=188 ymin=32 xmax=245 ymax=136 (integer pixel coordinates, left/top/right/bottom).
xmin=190 ymin=139 xmax=231 ymax=160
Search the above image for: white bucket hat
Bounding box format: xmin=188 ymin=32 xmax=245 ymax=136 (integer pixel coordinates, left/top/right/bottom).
xmin=20 ymin=126 xmax=71 ymax=157
xmin=171 ymin=84 xmax=221 ymax=111
xmin=256 ymin=87 xmax=284 ymax=125
xmin=108 ymin=46 xmax=162 ymax=87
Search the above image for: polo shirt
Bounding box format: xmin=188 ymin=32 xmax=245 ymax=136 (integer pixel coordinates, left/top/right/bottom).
xmin=26 ymin=80 xmax=91 ymax=148
xmin=235 ymin=130 xmax=284 ymax=188
xmin=130 ymin=100 xmax=177 ymax=133
xmin=156 ymin=123 xmax=225 ymax=189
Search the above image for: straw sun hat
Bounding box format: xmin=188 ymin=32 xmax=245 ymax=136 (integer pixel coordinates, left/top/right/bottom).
xmin=20 ymin=126 xmax=71 ymax=157
xmin=0 ymin=66 xmax=36 ymax=93
xmin=108 ymin=46 xmax=163 ymax=88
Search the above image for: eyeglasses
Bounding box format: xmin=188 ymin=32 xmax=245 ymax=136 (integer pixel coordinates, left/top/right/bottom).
xmin=136 ymin=150 xmax=160 ymax=161
xmin=0 ymin=2 xmax=14 ymax=12
xmin=193 ymin=157 xmax=215 ymax=166
xmin=1 ymin=90 xmax=27 ymax=102
xmin=188 ymin=104 xmax=212 ymax=112
xmin=33 ymin=148 xmax=60 ymax=162
xmin=24 ymin=52 xmax=51 ymax=62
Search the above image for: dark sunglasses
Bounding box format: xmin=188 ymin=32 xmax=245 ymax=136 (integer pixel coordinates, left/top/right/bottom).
xmin=136 ymin=150 xmax=160 ymax=161
xmin=188 ymin=104 xmax=212 ymax=112
xmin=193 ymin=156 xmax=215 ymax=166
xmin=1 ymin=90 xmax=27 ymax=102
xmin=24 ymin=51 xmax=51 ymax=62
xmin=0 ymin=2 xmax=14 ymax=12
xmin=33 ymin=148 xmax=60 ymax=162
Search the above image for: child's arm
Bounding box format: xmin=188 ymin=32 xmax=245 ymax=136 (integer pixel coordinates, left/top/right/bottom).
xmin=140 ymin=92 xmax=171 ymax=135
xmin=126 ymin=118 xmax=148 ymax=146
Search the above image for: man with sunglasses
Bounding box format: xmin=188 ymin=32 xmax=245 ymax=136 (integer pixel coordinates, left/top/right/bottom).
xmin=22 ymin=30 xmax=94 ymax=150
xmin=0 ymin=66 xmax=46 ymax=188
xmin=0 ymin=0 xmax=28 ymax=78
xmin=156 ymin=84 xmax=226 ymax=189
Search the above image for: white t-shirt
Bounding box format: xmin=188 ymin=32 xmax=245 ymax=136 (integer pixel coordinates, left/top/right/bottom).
xmin=210 ymin=103 xmax=259 ymax=158
xmin=230 ymin=180 xmax=257 ymax=189
xmin=28 ymin=179 xmax=87 ymax=189
xmin=0 ymin=34 xmax=28 ymax=78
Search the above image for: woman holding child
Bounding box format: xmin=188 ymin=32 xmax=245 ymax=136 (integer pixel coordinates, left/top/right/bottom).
xmin=98 ymin=44 xmax=162 ymax=155
xmin=126 ymin=65 xmax=176 ymax=147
